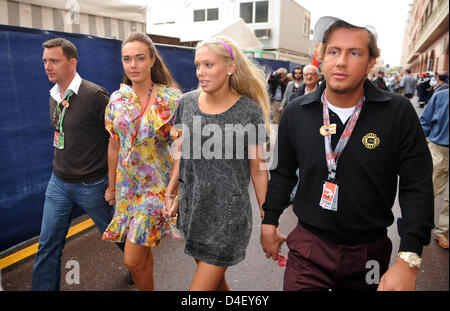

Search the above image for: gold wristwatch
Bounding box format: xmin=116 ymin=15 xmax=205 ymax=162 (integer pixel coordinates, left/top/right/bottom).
xmin=397 ymin=251 xmax=422 ymax=268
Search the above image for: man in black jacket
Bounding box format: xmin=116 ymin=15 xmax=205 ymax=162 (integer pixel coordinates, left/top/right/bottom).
xmin=267 ymin=67 xmax=288 ymax=124
xmin=418 ymin=73 xmax=433 ymax=108
xmin=260 ymin=16 xmax=434 ymax=291
xmin=373 ymin=70 xmax=388 ymax=91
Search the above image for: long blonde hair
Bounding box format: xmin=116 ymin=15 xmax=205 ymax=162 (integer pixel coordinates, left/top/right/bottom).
xmin=195 ymin=35 xmax=271 ymax=135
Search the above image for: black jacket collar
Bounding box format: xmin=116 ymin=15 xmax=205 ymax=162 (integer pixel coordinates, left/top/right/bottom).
xmin=299 ymin=78 xmax=392 ymax=106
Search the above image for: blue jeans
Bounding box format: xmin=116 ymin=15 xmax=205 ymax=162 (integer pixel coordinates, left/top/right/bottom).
xmin=31 ymin=173 xmax=122 ymax=291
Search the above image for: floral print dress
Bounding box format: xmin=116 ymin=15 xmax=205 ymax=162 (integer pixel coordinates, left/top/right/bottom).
xmin=102 ymin=83 xmax=181 ymax=247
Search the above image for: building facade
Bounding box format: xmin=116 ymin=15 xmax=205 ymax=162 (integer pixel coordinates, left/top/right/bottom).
xmin=147 ymin=0 xmax=311 ymax=64
xmin=0 ymin=0 xmax=146 ymax=40
xmin=400 ymin=0 xmax=449 ymax=74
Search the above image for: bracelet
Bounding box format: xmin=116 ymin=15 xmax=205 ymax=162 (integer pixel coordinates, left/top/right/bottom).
xmin=164 ymin=193 xmax=179 ymax=200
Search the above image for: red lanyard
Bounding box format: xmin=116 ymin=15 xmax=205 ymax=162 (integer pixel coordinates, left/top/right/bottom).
xmin=122 ymin=84 xmax=154 ymax=166
xmin=130 ymin=84 xmax=154 ymax=147
xmin=321 ymin=90 xmax=364 ymax=181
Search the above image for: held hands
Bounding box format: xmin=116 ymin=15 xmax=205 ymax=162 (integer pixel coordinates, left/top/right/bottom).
xmin=105 ymin=187 xmax=116 ymax=206
xmin=260 ymin=224 xmax=287 ymax=260
xmin=162 ymin=193 xmax=179 ymax=218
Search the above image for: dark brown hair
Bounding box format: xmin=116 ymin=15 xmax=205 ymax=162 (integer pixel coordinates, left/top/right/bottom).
xmin=42 ymin=38 xmax=78 ymax=60
xmin=318 ymin=20 xmax=380 ymax=61
xmin=121 ymin=32 xmax=175 ymax=87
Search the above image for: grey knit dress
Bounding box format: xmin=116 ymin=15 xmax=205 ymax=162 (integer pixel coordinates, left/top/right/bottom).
xmin=174 ymin=90 xmax=267 ymax=266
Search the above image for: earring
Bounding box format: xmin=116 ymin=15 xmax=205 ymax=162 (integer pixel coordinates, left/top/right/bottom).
xmin=228 ymin=72 xmax=232 ymax=76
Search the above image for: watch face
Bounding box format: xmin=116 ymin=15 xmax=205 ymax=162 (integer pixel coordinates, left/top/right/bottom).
xmin=409 ymin=253 xmax=421 ymax=267
xmin=412 ymin=255 xmax=420 ymax=264
xmin=399 ymin=252 xmax=422 ymax=267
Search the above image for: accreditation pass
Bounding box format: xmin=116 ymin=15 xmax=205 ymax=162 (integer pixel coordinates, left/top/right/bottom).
xmin=319 ymin=180 xmax=338 ymax=211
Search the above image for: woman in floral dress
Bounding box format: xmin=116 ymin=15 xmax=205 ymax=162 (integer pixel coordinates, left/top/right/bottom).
xmin=102 ymin=32 xmax=181 ymax=290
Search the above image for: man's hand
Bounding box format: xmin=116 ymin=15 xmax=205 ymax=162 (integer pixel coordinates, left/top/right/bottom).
xmin=377 ymin=258 xmax=418 ymax=291
xmin=260 ymin=224 xmax=287 ymax=260
xmin=104 ymin=187 xmax=115 ymax=206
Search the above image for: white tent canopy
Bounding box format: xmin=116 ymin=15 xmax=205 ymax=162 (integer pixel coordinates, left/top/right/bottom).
xmin=214 ymin=18 xmax=263 ymax=51
xmin=18 ymin=0 xmax=146 ymax=23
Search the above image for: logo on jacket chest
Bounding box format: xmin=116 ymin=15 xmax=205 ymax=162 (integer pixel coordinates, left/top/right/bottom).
xmin=362 ymin=133 xmax=380 ymax=149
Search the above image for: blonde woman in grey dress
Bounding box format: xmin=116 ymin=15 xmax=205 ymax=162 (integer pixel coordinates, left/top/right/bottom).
xmin=163 ymin=35 xmax=270 ymax=291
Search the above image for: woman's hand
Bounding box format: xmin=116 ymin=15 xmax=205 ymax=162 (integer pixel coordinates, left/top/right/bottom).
xmin=260 ymin=224 xmax=287 ymax=260
xmin=105 ymin=187 xmax=116 ymax=206
xmin=106 ymin=137 xmax=119 ymax=207
xmin=163 ymin=194 xmax=179 ymax=218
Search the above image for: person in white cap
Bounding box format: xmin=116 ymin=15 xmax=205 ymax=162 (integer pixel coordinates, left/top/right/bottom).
xmin=260 ymin=16 xmax=434 ymax=291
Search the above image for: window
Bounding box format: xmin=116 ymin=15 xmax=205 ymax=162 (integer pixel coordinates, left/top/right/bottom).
xmin=240 ymin=1 xmax=268 ymax=24
xmin=240 ymin=2 xmax=253 ymax=23
xmin=207 ymin=8 xmax=219 ymax=21
xmin=194 ymin=8 xmax=219 ymax=22
xmin=303 ymin=17 xmax=310 ymax=35
xmin=427 ymin=58 xmax=434 ymax=71
xmin=255 ymin=1 xmax=268 ymax=23
xmin=194 ymin=9 xmax=205 ymax=22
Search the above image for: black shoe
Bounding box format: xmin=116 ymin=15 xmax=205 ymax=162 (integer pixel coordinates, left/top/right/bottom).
xmin=128 ymin=272 xmax=135 ymax=285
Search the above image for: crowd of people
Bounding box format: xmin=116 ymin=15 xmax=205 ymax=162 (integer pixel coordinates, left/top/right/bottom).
xmin=29 ymin=14 xmax=447 ymax=292
xmin=268 ymin=62 xmax=449 ymax=119
xmin=368 ymin=69 xmax=449 ymax=108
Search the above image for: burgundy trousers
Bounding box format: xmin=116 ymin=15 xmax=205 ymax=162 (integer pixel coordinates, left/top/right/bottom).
xmin=284 ymin=223 xmax=392 ymax=291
